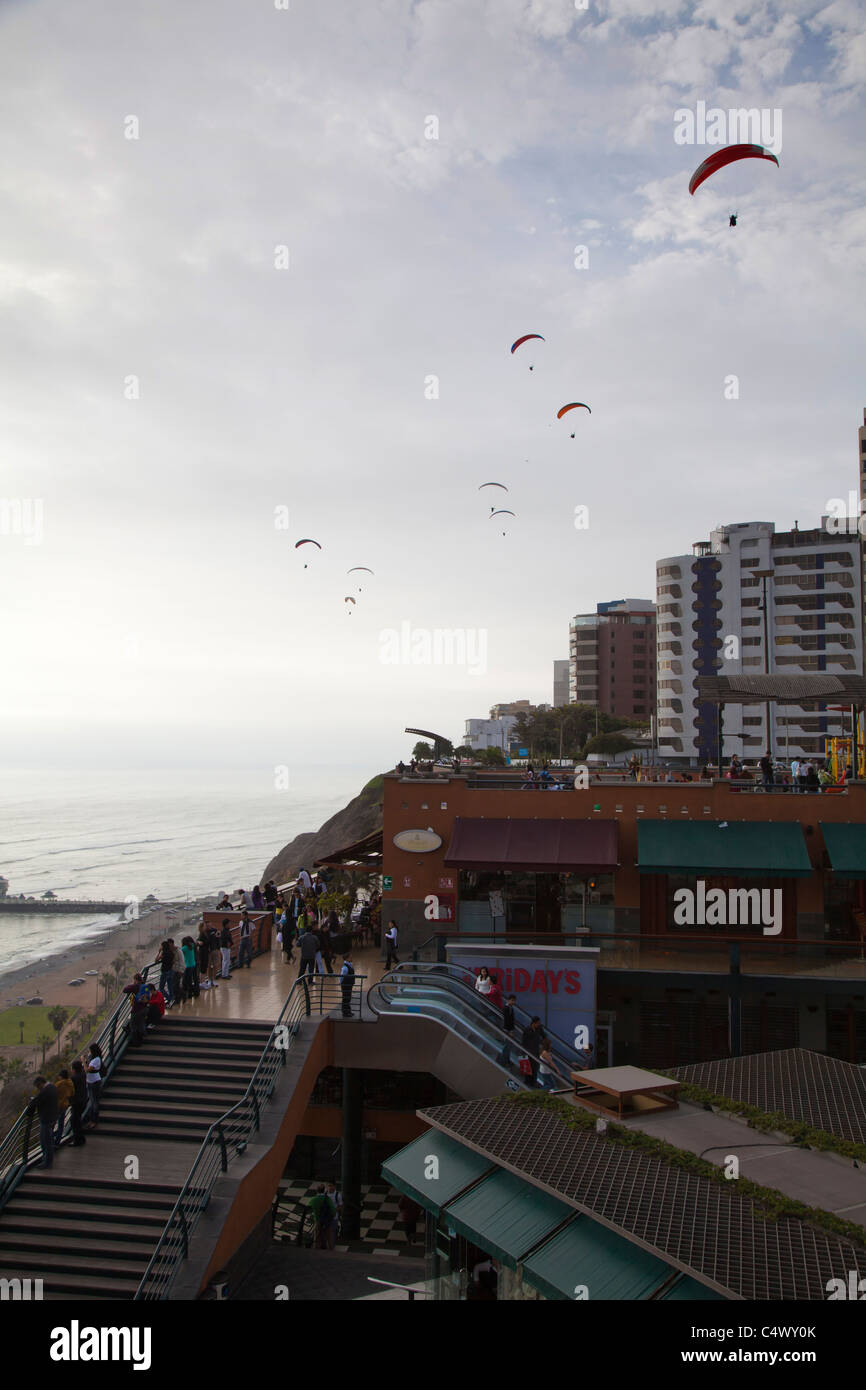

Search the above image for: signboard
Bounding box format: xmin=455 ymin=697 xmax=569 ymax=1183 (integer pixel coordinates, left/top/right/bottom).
xmin=448 ymin=945 xmax=597 ymax=1053
xmin=435 ymin=893 xmax=455 ymax=922
xmin=489 ymin=889 xmax=505 ymax=920
xmin=402 ymin=876 xmax=412 ymax=888
xmin=383 ymin=876 xmax=393 ymax=891
xmin=438 ymin=875 xmax=454 ymax=891
xmin=393 ymin=828 xmax=443 ymax=853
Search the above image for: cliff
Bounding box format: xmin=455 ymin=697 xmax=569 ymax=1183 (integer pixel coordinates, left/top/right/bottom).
xmin=261 ymin=774 xmax=385 ymax=886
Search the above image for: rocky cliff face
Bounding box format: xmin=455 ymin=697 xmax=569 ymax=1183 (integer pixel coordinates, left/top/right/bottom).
xmin=261 ymin=774 xmax=384 ymax=886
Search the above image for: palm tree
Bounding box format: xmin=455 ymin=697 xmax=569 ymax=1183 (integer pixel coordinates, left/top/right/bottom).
xmin=99 ymin=972 xmax=116 ymax=1006
xmin=36 ymin=1033 xmax=53 ymax=1068
xmin=47 ymin=1005 xmax=70 ymax=1056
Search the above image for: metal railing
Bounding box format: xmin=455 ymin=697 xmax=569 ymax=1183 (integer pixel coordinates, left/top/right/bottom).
xmin=134 ymin=972 xmax=365 ymax=1301
xmin=0 ymin=960 xmax=160 ymax=1211
xmin=368 ymin=963 xmax=583 ymax=1089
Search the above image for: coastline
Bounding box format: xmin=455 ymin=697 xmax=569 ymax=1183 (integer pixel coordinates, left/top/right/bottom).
xmin=0 ymin=901 xmax=216 ymax=1011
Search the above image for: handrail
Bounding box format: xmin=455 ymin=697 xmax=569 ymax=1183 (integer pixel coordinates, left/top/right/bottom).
xmin=0 ymin=959 xmax=159 ymax=1211
xmin=134 ymin=972 xmax=365 ymax=1301
xmin=367 ymin=965 xmax=580 ymax=1086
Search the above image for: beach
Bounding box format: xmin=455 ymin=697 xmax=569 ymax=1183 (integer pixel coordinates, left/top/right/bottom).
xmin=0 ymin=902 xmax=215 ymax=1012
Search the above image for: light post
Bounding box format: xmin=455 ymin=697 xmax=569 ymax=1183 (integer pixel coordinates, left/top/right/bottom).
xmin=755 ymin=569 xmax=775 ymax=757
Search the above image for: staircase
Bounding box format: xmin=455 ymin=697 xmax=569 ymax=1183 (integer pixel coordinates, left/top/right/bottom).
xmin=97 ymin=1015 xmax=274 ymax=1145
xmin=0 ymin=1014 xmax=275 ymax=1299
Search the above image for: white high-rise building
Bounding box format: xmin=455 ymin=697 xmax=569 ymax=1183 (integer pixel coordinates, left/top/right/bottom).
xmin=656 ymin=520 xmax=862 ymax=764
xmin=464 ymin=716 xmax=517 ymax=752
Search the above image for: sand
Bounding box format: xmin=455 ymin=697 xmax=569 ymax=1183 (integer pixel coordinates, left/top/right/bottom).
xmin=0 ymin=901 xmax=216 ymax=1012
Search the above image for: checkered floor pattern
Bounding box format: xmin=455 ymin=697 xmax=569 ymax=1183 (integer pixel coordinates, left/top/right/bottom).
xmin=275 ymin=1179 xmax=425 ymax=1255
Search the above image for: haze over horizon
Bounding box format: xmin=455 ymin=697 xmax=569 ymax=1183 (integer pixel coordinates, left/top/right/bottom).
xmin=2 ymin=0 xmax=864 ymax=773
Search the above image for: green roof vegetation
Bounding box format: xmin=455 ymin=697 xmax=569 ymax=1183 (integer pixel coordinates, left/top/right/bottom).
xmin=502 ymin=1090 xmax=866 ymax=1255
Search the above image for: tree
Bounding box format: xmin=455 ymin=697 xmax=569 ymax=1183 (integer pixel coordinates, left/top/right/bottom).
xmin=454 ymin=745 xmax=473 ymax=760
xmin=47 ymin=1006 xmax=70 ymax=1056
xmin=412 ymin=741 xmax=433 ymax=760
xmin=36 ymin=1033 xmax=53 ymax=1068
xmin=584 ymin=732 xmax=637 ymax=758
xmin=0 ymin=1057 xmax=28 ymax=1084
xmin=99 ymin=972 xmax=117 ymax=1005
xmin=481 ymin=747 xmax=506 ymax=766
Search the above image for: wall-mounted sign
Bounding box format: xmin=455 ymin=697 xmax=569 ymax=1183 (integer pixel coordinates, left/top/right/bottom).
xmin=382 ymin=876 xmax=393 ymax=891
xmin=393 ymin=828 xmax=442 ymax=853
xmin=436 ymin=893 xmax=455 ymax=922
xmin=438 ymin=875 xmax=454 ymax=891
xmin=402 ymin=876 xmax=412 ymax=889
xmin=448 ymin=945 xmax=597 ymax=1054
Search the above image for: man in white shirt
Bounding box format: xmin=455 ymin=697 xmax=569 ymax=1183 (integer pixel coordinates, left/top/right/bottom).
xmin=384 ymin=922 xmax=399 ymax=969
xmin=790 ymin=758 xmax=800 ymax=793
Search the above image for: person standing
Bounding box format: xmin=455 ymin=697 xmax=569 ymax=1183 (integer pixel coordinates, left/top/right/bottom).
xmin=790 ymin=756 xmax=801 ymax=793
xmin=181 ymin=936 xmax=199 ymax=999
xmin=759 ymin=750 xmax=774 ymax=790
xmin=475 ymin=967 xmax=492 ymax=996
xmin=521 ymin=1017 xmax=543 ymax=1086
xmin=799 ymin=760 xmax=812 ymax=795
xmin=205 ymin=921 xmax=221 ymax=986
xmin=323 ymin=1181 xmax=341 ymax=1249
xmin=54 ymin=1068 xmax=74 ymax=1147
xmin=196 ymin=925 xmax=211 ymax=989
xmin=157 ymin=938 xmax=177 ymax=1005
xmin=398 ymin=1193 xmax=421 ymax=1245
xmin=340 ymin=952 xmax=355 ymax=1016
xmin=537 ymin=1039 xmax=565 ymax=1092
xmin=84 ymin=1045 xmax=102 ymax=1128
xmin=298 ymin=866 xmax=312 ymax=893
xmin=237 ymin=911 xmax=253 ymax=968
xmin=69 ymin=1060 xmax=87 ymax=1146
xmin=219 ymin=919 xmax=233 ymax=978
xmin=30 ymin=1077 xmax=59 ymax=1168
xmin=251 ymin=885 xmax=265 ymax=911
xmin=318 ymin=916 xmax=335 ymax=975
xmin=384 ymin=920 xmax=399 ymax=969
xmin=497 ymin=994 xmax=517 ymax=1067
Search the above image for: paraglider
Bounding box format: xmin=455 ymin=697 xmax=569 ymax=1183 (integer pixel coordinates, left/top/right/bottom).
xmin=729 ymin=213 xmax=737 ymax=227
xmin=557 ymin=402 xmax=591 ymax=438
xmin=688 ymin=144 xmax=779 ymax=196
xmin=347 ymin=565 xmax=374 ymax=592
xmin=510 ymin=334 xmax=544 ymax=369
xmin=490 ymin=508 xmax=515 ymax=536
xmin=344 ymin=596 xmax=356 ymax=612
xmin=295 ymin=538 xmax=321 ymax=569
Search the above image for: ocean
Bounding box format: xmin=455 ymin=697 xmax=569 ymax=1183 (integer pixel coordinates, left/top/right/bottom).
xmin=0 ymin=765 xmax=374 ymax=978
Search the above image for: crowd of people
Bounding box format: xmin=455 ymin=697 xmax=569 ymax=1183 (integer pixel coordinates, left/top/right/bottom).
xmin=28 ymin=1043 xmax=104 ymax=1167
xmin=725 ymin=752 xmax=851 ymax=792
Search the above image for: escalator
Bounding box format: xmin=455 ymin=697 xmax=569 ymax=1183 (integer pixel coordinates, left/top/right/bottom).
xmin=366 ymin=962 xmax=587 ymax=1093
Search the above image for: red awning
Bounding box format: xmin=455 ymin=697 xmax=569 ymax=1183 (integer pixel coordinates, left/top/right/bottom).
xmin=444 ymin=818 xmax=618 ymax=873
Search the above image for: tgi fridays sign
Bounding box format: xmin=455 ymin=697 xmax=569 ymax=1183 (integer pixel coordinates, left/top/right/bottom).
xmin=447 ymin=945 xmax=597 ymax=1052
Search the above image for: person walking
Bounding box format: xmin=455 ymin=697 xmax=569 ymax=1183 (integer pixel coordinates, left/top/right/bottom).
xmin=384 ymin=920 xmax=399 ymax=970
xmin=521 ymin=1017 xmax=543 ymax=1087
xmin=497 ymin=994 xmax=517 ymax=1067
xmin=307 ymin=1185 xmax=337 ymax=1250
xmin=54 ymin=1068 xmax=74 ymax=1147
xmin=69 ymin=1060 xmax=87 ymax=1146
xmin=219 ymin=919 xmax=233 ymax=978
xmin=237 ymin=911 xmax=254 ymax=968
xmin=322 ymin=1182 xmax=341 ymax=1249
xmin=318 ymin=916 xmax=335 ymax=975
xmin=325 ymin=1180 xmax=343 ymax=1245
xmin=30 ymin=1076 xmax=59 ymax=1168
xmin=340 ymin=952 xmax=355 ymax=1016
xmin=298 ymin=926 xmax=320 ymax=981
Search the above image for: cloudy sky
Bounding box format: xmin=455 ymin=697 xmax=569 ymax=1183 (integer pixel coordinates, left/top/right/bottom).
xmin=1 ymin=0 xmax=864 ymax=775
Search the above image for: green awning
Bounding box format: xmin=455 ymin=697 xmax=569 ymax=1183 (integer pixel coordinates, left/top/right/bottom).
xmin=637 ymin=820 xmax=812 ymax=877
xmin=382 ymin=1131 xmax=493 ymax=1215
xmin=820 ymin=823 xmax=866 ymax=880
xmin=659 ymin=1274 xmax=726 ymax=1301
xmin=522 ymin=1214 xmax=674 ymax=1301
xmin=442 ymin=1169 xmax=573 ymax=1269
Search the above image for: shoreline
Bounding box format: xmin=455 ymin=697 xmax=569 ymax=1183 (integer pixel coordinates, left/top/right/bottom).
xmin=0 ymin=900 xmax=216 ymax=1011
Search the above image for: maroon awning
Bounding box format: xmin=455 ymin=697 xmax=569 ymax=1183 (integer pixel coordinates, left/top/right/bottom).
xmin=444 ymin=818 xmax=618 ymax=872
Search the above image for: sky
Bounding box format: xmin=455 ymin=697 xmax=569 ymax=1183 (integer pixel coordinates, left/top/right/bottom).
xmin=0 ymin=0 xmax=864 ymax=775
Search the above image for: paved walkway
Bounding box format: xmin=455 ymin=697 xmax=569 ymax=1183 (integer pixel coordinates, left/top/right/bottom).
xmin=234 ymin=1245 xmax=426 ymax=1301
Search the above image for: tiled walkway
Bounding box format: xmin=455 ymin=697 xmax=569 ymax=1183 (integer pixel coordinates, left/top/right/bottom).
xmin=275 ymin=1179 xmax=426 ymax=1255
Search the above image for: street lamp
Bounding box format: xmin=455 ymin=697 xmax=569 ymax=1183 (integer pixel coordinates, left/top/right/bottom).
xmin=754 ymin=569 xmax=775 ymax=757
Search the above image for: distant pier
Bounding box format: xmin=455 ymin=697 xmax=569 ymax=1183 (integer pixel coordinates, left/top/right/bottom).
xmin=0 ymin=898 xmax=129 ymax=914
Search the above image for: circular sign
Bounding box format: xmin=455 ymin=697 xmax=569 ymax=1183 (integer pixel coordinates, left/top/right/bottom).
xmin=393 ymin=828 xmax=442 ymax=853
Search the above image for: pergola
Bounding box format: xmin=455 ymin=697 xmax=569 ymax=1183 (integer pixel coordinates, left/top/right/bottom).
xmin=696 ymin=674 xmax=866 ymax=769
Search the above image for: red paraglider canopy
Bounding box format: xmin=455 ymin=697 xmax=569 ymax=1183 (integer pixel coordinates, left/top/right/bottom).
xmin=510 ymin=334 xmax=544 ymax=354
xmin=689 ymin=144 xmax=779 ymax=196
xmin=556 ymin=402 xmax=591 ymax=419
